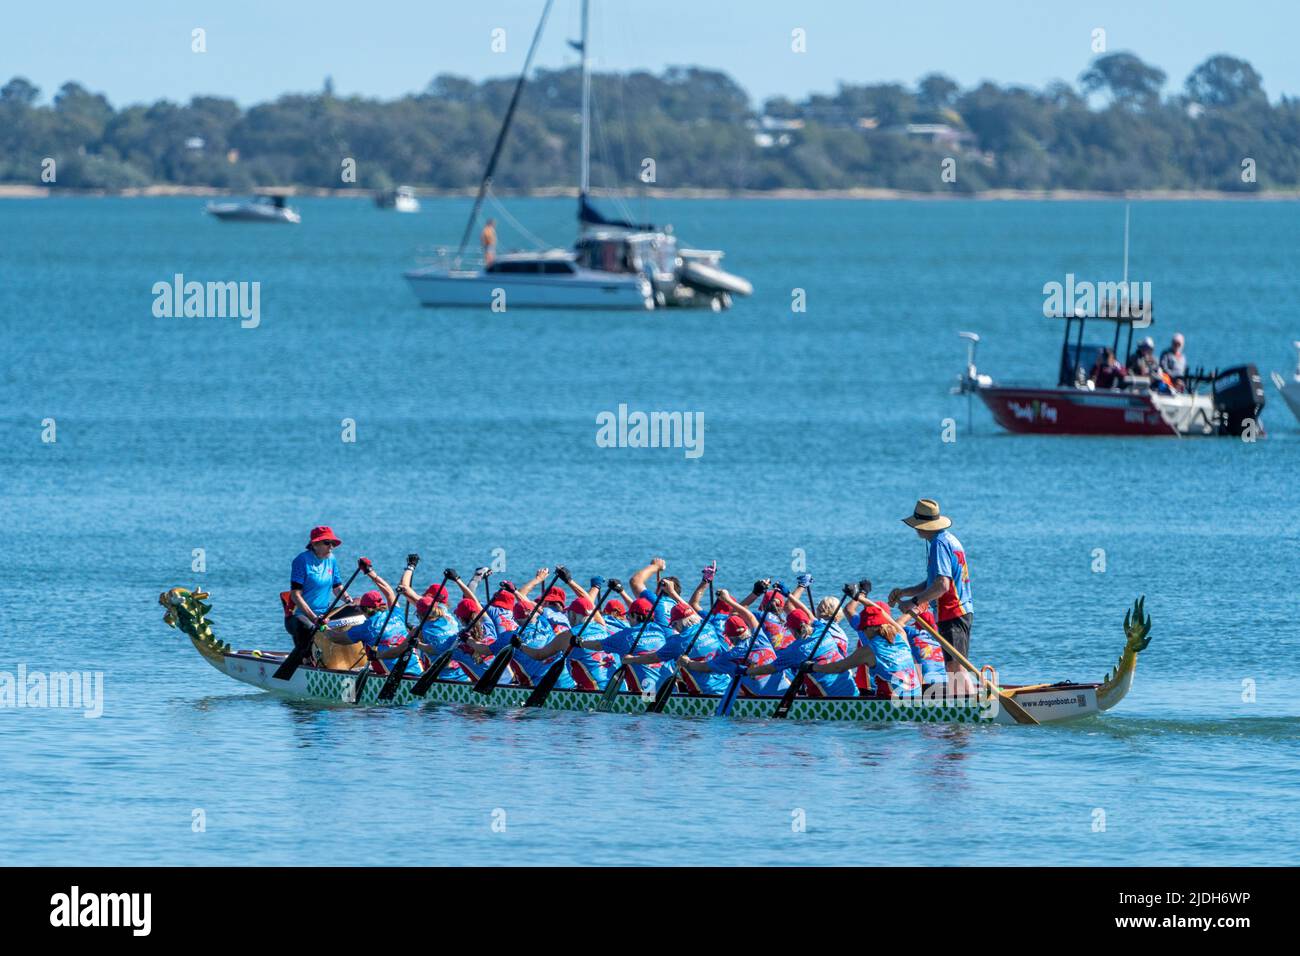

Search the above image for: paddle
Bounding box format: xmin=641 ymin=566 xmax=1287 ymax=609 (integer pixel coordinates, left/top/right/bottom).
xmin=410 ymin=588 xmax=495 ymax=697
xmin=715 ymin=588 xmax=781 ymax=717
xmin=771 ymin=583 xmax=859 ymax=719
xmin=377 ymin=569 xmax=454 ymax=701
xmin=272 ymin=558 xmax=365 ymax=682
xmin=524 ymin=580 xmax=616 ymax=707
xmin=472 ymin=571 xmax=562 ymax=695
xmin=874 ymin=597 xmax=1039 ymax=725
xmin=648 ymin=592 xmax=727 ymax=714
xmin=350 ymin=577 xmax=406 ymax=705
xmin=596 ymin=589 xmax=668 ymax=712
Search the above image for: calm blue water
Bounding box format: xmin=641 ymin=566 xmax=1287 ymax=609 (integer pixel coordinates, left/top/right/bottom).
xmin=1 ymin=196 xmax=1297 ymax=865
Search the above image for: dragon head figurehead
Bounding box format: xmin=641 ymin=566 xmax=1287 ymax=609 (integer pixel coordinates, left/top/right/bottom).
xmin=160 ymin=587 xmax=230 ymax=665
xmin=1097 ymin=596 xmax=1152 ymax=708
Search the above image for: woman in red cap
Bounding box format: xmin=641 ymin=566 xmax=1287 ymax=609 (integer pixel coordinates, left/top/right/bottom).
xmin=286 ymin=526 xmax=357 ymax=651
xmin=322 ymin=567 xmax=415 ymax=670
xmin=813 ymin=599 xmax=920 ymax=698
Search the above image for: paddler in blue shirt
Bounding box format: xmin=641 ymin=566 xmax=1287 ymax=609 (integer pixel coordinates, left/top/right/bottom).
xmin=813 ymin=599 xmax=920 ymax=698
xmin=621 ymin=574 xmax=731 ymax=695
xmin=629 ymin=557 xmax=678 ymax=629
xmin=322 ymin=567 xmax=417 ymax=672
xmin=743 ymin=607 xmax=859 ymax=698
xmin=580 ymin=594 xmax=672 ymax=694
xmin=679 ymin=600 xmax=790 ymax=696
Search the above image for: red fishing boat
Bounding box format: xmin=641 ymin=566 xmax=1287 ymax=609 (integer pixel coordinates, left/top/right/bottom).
xmin=954 ymin=312 xmax=1265 ymax=438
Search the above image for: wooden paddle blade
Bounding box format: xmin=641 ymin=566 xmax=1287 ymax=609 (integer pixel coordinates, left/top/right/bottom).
xmin=596 ymin=664 xmax=627 ymax=712
xmin=473 ymin=646 xmax=515 ymax=695
xmin=999 ymin=690 xmax=1040 ymax=725
xmin=411 ymin=650 xmax=453 ymax=697
xmin=524 ymin=655 xmax=567 ymax=707
xmin=376 ymin=654 xmax=409 ymax=701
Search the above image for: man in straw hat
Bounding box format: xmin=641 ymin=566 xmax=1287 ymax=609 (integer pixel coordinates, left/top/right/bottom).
xmin=888 ymin=499 xmax=975 ymax=692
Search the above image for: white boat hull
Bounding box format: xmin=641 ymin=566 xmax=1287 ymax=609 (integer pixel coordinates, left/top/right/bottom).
xmin=405 ymin=268 xmax=653 ymax=310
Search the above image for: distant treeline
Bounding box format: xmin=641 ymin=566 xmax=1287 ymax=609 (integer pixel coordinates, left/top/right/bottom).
xmin=1 ymin=53 xmax=1295 ymax=193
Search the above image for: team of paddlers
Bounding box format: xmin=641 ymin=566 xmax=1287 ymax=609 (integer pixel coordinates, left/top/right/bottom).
xmin=281 ymin=498 xmax=979 ymax=700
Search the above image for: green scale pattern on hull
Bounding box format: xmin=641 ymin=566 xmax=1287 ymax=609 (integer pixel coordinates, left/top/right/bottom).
xmin=301 ymin=666 xmax=987 ymax=723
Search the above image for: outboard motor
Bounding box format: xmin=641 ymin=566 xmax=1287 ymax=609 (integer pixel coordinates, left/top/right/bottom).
xmin=1213 ymin=364 xmax=1266 ymax=435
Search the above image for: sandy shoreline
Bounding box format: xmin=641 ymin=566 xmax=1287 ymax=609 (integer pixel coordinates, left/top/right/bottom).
xmin=3 ymin=183 xmax=1298 ymax=201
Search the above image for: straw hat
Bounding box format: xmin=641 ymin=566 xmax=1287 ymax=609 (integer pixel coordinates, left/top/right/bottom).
xmin=902 ymin=498 xmax=952 ymax=531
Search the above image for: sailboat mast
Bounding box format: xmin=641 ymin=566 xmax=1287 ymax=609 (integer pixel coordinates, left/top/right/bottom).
xmin=579 ymin=0 xmax=591 ymax=195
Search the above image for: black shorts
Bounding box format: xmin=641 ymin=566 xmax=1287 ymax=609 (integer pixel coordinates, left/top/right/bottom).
xmin=938 ymin=614 xmax=972 ymax=664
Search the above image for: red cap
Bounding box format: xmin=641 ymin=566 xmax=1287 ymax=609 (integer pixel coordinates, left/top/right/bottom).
xmin=454 ymin=597 xmax=481 ymax=621
xmin=723 ymin=614 xmax=748 ymax=638
xmin=603 ymin=599 xmax=627 ymax=617
xmin=490 ymin=589 xmax=515 ymax=609
xmin=541 ymin=586 xmax=567 ymax=605
xmin=916 ymin=608 xmax=936 ymax=629
xmin=629 ymin=597 xmax=655 ymax=617
xmin=786 ymin=608 xmax=811 ymax=631
xmin=358 ymin=590 xmax=385 ymax=610
xmin=514 ymin=597 xmax=535 ymax=616
xmin=858 ymin=602 xmax=892 ymax=628
xmin=760 ymin=590 xmax=785 ymax=611
xmin=670 ymin=602 xmax=696 ymax=624
xmin=422 ymin=583 xmax=449 ymax=604
xmin=568 ymin=595 xmax=594 ymax=616
xmin=308 ymin=526 xmax=341 ymax=547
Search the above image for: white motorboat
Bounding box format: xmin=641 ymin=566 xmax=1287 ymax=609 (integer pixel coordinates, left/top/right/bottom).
xmin=1270 ymin=342 xmax=1300 ymax=425
xmin=206 ymin=195 xmax=301 ymax=224
xmin=406 ymin=249 xmax=652 ymax=309
xmin=404 ymin=0 xmax=750 ymax=311
xmin=376 ymin=186 xmax=420 ymax=213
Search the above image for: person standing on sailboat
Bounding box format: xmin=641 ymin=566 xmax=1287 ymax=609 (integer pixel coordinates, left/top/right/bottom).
xmin=480 ymin=218 xmax=497 ymax=267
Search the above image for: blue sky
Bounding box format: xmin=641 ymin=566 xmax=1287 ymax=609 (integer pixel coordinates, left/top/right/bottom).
xmin=3 ymin=0 xmax=1297 ymax=107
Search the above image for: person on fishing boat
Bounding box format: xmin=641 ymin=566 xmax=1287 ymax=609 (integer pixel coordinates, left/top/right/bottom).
xmin=1159 ymin=332 xmax=1187 ymax=390
xmin=481 ymin=217 xmax=497 ymax=267
xmin=1127 ymin=336 xmax=1157 ymax=377
xmin=811 ymin=599 xmax=920 ymax=698
xmin=1091 ymin=347 xmax=1127 ymax=389
xmin=322 ymin=567 xmax=416 ymax=672
xmin=286 ymin=526 xmax=357 ymax=648
xmin=889 ymin=498 xmax=975 ymax=692
xmin=742 ymin=607 xmax=860 ymax=698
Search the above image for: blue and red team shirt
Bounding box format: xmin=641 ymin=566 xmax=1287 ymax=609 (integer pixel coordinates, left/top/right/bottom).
xmin=653 ymin=616 xmax=731 ymax=695
xmin=290 ymin=550 xmax=342 ymax=615
xmin=564 ymin=616 xmax=616 ymax=690
xmin=638 ymin=589 xmax=673 ymax=629
xmin=848 ymin=611 xmax=922 ymax=696
xmin=508 ymin=607 xmax=576 ymax=689
xmin=344 ymin=609 xmax=418 ymax=673
xmin=904 ymin=620 xmax=947 ymax=685
xmin=706 ymin=631 xmax=790 ymax=697
xmin=598 ymin=621 xmax=671 ymax=694
xmin=767 ymin=622 xmax=859 ymax=698
xmin=415 ymin=614 xmax=468 ymax=682
xmin=927 ymin=530 xmax=973 ymax=622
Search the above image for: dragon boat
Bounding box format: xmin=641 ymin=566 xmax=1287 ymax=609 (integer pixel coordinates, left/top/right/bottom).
xmin=159 ymin=589 xmax=1152 ymax=725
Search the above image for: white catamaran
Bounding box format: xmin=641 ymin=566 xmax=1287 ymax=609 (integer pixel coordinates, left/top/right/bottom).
xmin=404 ymin=0 xmax=752 ymax=312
